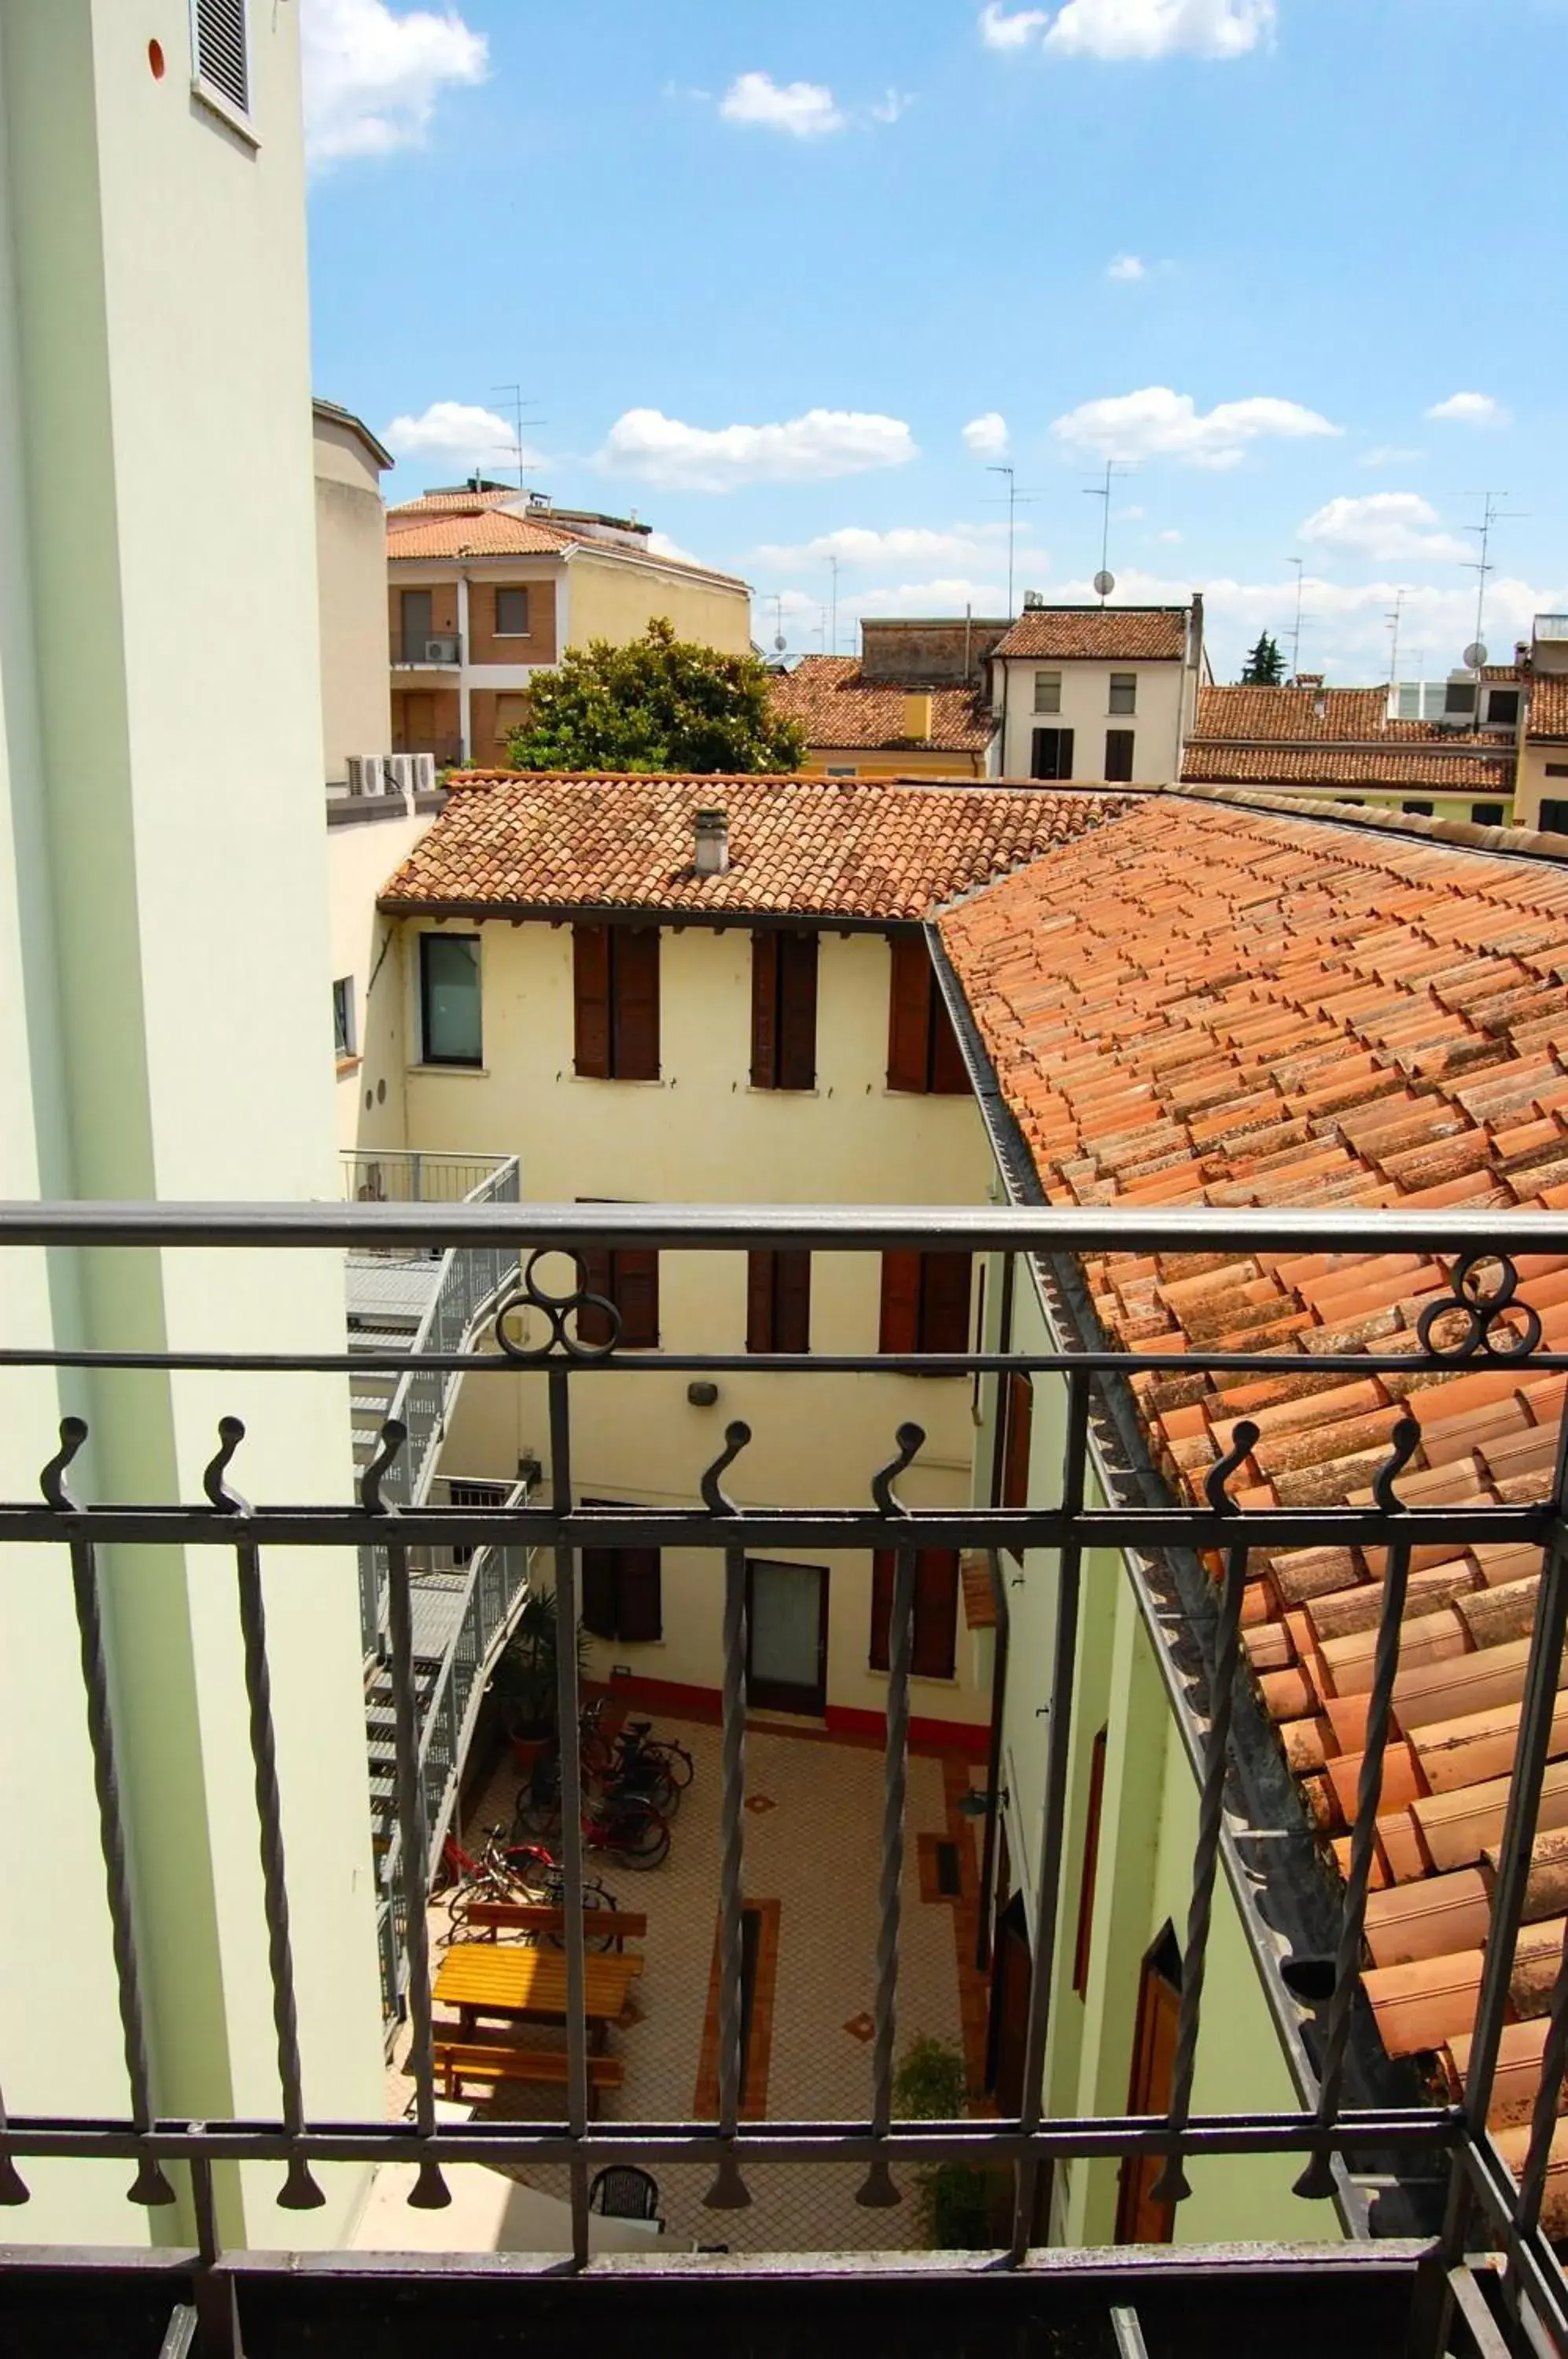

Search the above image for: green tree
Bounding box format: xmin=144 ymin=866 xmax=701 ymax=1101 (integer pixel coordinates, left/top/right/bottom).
xmin=1240 ymin=631 xmax=1286 ymax=686
xmin=505 ymin=617 xmax=807 ymax=775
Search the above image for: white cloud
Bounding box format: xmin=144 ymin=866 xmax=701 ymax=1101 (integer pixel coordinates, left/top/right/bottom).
xmin=870 ymin=88 xmax=915 ymax=122
xmin=1426 ymin=391 xmax=1511 ymax=427
xmin=1117 ymin=504 xmax=1147 ymax=521
xmin=1051 ymin=385 xmax=1341 ymax=469
xmin=1158 ymin=528 xmax=1183 ymax=543
xmin=718 ymin=72 xmax=847 ymax=138
xmin=645 ymin=530 xmax=705 ymax=568
xmin=755 ymin=523 xmax=1017 ymax=575
xmin=598 ymin=407 xmax=918 ymax=492
xmin=1360 ymin=445 xmax=1423 ymax=469
xmin=383 ymin=399 xmax=534 ymax=471
xmin=980 ymin=5 xmax=1051 ymax=47
xmin=300 ymin=0 xmax=487 ymax=167
xmin=963 ymin=411 xmax=1010 ymax=458
xmin=1107 ymin=253 xmax=1147 ymax=280
xmin=981 ymin=0 xmax=1274 ymax=58
xmin=1298 ymin=492 xmax=1468 ymax=567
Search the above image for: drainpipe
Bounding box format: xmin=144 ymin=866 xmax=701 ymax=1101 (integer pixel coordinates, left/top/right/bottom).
xmin=455 ymin=572 xmax=472 ymax=760
xmin=975 ymin=1254 xmax=1016 ymax=1971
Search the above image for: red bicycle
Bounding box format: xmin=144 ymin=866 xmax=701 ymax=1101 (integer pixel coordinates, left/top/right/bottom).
xmin=511 ymin=1764 xmax=671 ymax=1870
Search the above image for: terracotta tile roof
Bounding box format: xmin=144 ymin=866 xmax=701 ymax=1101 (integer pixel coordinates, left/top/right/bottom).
xmin=1182 ymin=747 xmax=1516 ymax=793
xmin=992 ymin=607 xmax=1191 ymax=663
xmin=940 ymin=797 xmax=1568 ymax=2215
xmin=1529 ymin=677 xmax=1568 ymax=741
xmin=1195 ymin=686 xmax=1393 ymax=741
xmin=378 ymin=773 xmax=1127 ymax=922
xmin=766 ymin=657 xmax=995 ymax=754
xmin=385 ymin=506 xmax=748 ymax=587
xmin=389 ymin=489 xmax=525 ymax=517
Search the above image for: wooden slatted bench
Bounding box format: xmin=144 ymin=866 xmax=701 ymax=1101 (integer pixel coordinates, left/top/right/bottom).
xmin=428 ymin=2039 xmax=625 ymax=2111
xmin=461 ymin=1901 xmax=648 ymax=1951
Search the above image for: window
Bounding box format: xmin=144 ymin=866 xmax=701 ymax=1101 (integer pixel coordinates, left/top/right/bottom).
xmin=1072 ymin=1731 xmax=1110 ymax=1996
xmin=495 ymin=587 xmax=531 ymax=638
xmin=573 ymin=925 xmax=660 ymax=1080
xmin=1103 ymin=729 xmax=1135 ymax=784
xmin=447 ymin=1478 xmax=509 ymax=1570
xmin=1032 ymin=672 xmax=1062 ymax=715
xmin=825 ymin=765 xmax=859 ymax=777
xmin=886 ymin=936 xmax=969 ymax=1094
xmin=1543 ymin=799 xmax=1568 ymax=834
xmin=870 ymin=1549 xmax=960 ymax=1680
xmin=419 ymin=936 xmax=480 ymax=1066
xmin=581 ymin=1511 xmax=662 ymax=1643
xmin=1030 ymin=727 xmax=1075 ymax=782
xmin=1487 ymin=690 xmax=1521 ymax=727
xmin=878 ymin=1251 xmax=973 ymax=1356
xmin=1547 ymin=766 xmax=1568 ymax=779
xmin=1471 ymin=802 xmax=1505 ymax=827
xmin=191 ymin=0 xmax=250 ymax=117
xmin=1444 ymin=681 xmax=1478 ymax=717
xmin=751 ymin=933 xmax=818 ymax=1090
xmin=747 ymin=1251 xmax=812 ymax=1353
xmin=332 ymin=977 xmax=355 ymax=1061
xmin=577 ymin=1238 xmax=660 ymax=1349
xmin=1108 ymin=673 xmax=1137 ymax=716
xmin=1403 ymin=800 xmax=1434 ymax=817
xmin=1001 ymin=1368 xmax=1032 ymax=1508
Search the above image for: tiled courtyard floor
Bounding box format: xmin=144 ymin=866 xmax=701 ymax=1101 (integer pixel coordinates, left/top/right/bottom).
xmin=392 ymin=1713 xmax=990 ymax=2254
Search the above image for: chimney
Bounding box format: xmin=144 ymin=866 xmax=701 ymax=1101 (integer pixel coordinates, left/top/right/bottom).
xmin=693 ymin=808 xmax=729 ymax=875
xmin=1312 ymin=690 xmax=1328 ymax=721
xmin=904 ymin=690 xmax=934 ymax=742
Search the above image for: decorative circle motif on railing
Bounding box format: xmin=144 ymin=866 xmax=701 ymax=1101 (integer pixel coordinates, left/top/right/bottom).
xmin=491 ymin=1248 xmax=623 ymax=1364
xmin=1415 ymin=1251 xmax=1542 ymax=1364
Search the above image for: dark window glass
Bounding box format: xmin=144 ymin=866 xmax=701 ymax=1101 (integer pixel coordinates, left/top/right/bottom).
xmin=495 ymin=587 xmax=531 ymax=636
xmin=420 ymin=936 xmax=480 ymax=1065
xmin=1470 ymin=803 xmax=1505 ymax=827
xmin=1104 ymin=729 xmax=1135 ymax=783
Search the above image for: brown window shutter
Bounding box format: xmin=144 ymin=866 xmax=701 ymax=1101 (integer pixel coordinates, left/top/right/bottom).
xmin=1073 ymin=1729 xmax=1109 ymax=1994
xmin=775 ymin=1249 xmax=812 ymax=1353
xmin=886 ymin=934 xmax=933 ymax=1091
xmin=573 ymin=926 xmax=611 ymax=1078
xmin=576 ymin=1243 xmax=616 ymax=1347
xmin=581 ymin=1547 xmax=617 ymax=1640
xmin=1002 ymin=1371 xmax=1034 ymax=1511
xmin=921 ymin=1252 xmax=973 ymax=1355
xmin=778 ymin=933 xmax=819 ymax=1091
xmin=613 ymin=926 xmax=661 ymax=1080
xmin=616 ymin=1548 xmax=663 ymax=1643
xmin=615 ymin=1246 xmax=660 ymax=1348
xmin=746 ymin=1249 xmax=776 ymax=1352
xmin=912 ymin=1549 xmax=959 ymax=1680
xmin=750 ymin=935 xmax=780 ymax=1089
xmin=930 ymin=984 xmax=970 ymax=1095
xmin=869 ymin=1549 xmax=895 ymax=1672
xmin=879 ymin=1251 xmax=922 ymax=1354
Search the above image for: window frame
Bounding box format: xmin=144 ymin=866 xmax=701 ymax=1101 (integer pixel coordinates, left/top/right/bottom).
xmin=747 ymin=1249 xmax=812 ymax=1353
xmin=751 ymin=930 xmax=819 ymax=1091
xmin=493 ymin=586 xmax=532 ymax=639
xmin=878 ymin=1249 xmax=974 ymax=1358
xmin=1470 ymin=802 xmax=1505 ymax=827
xmin=1444 ymin=680 xmax=1478 ymax=717
xmin=573 ymin=923 xmax=661 ymax=1081
xmin=1032 ymin=671 xmax=1063 ymax=715
xmin=580 ymin=1501 xmax=663 ymax=1643
xmin=1108 ymin=672 xmax=1138 ymax=717
xmin=1541 ymin=797 xmax=1568 ymax=833
xmin=886 ymin=935 xmax=969 ymax=1095
xmin=577 ymin=1225 xmax=661 ymax=1350
xmin=418 ymin=933 xmax=482 ymax=1069
xmin=332 ymin=976 xmax=356 ymax=1062
xmin=1402 ymin=800 xmax=1435 ymax=817
xmin=1486 ymin=688 xmax=1521 ymax=727
xmin=869 ymin=1548 xmax=960 ymax=1680
xmin=189 ymin=0 xmax=256 ymax=139
xmin=1103 ymin=728 xmax=1136 ymax=784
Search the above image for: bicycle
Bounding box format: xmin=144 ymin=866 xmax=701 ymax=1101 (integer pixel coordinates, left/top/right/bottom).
xmin=580 ymin=1700 xmax=691 ymax=1819
xmin=439 ymin=1825 xmax=621 ymax=1944
xmin=511 ymin=1761 xmax=672 ymax=1870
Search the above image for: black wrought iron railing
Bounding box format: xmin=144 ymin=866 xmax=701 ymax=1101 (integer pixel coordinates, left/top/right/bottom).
xmin=2 ymin=1199 xmax=1567 ymax=2359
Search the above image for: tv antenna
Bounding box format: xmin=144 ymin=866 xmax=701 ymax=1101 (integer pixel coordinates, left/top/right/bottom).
xmin=1463 ymin=491 xmax=1527 ymax=670
xmin=985 ymin=465 xmax=1042 ymax=621
xmin=491 ymin=382 xmax=547 ymax=488
xmin=1386 ymin=589 xmax=1406 ymax=687
xmin=1083 ymin=459 xmax=1133 ymax=601
xmin=826 ymin=554 xmax=841 ymax=657
xmin=767 ymin=592 xmax=788 ymax=657
xmin=1287 ymin=558 xmax=1311 ymax=679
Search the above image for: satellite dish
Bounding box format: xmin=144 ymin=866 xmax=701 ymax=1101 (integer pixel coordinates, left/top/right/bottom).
xmin=1094 ymin=570 xmax=1116 ymax=598
xmin=774 ymin=632 xmax=786 ymax=653
xmin=1463 ymin=641 xmax=1489 ymax=671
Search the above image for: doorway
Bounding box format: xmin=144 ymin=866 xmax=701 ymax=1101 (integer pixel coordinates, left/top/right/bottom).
xmin=400 ymin=587 xmax=432 ymax=664
xmin=1030 ymin=727 xmax=1075 ymax=781
xmin=1115 ymin=1922 xmax=1183 ymax=2245
xmin=745 ymin=1559 xmax=828 ymax=1715
xmin=988 ymin=1889 xmax=1032 ymax=2113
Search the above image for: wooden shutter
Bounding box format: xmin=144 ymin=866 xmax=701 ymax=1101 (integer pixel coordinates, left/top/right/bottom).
xmin=920 ymin=1252 xmax=974 ymax=1355
xmin=573 ymin=926 xmax=612 ymax=1078
xmin=879 ymin=1252 xmax=922 ymax=1354
xmin=912 ymin=1550 xmax=959 ymax=1680
xmin=581 ymin=1547 xmax=617 ymax=1639
xmin=613 ymin=928 xmax=661 ymax=1080
xmin=576 ymin=1243 xmax=616 ymax=1347
xmin=615 ymin=1246 xmax=660 ymax=1347
xmin=194 ymin=0 xmax=250 ymax=112
xmin=1073 ymin=1729 xmax=1109 ymax=1994
xmin=778 ymin=933 xmax=819 ymax=1091
xmin=869 ymin=1550 xmax=896 ymax=1672
xmin=746 ymin=1250 xmax=776 ymax=1352
xmin=616 ymin=1548 xmax=663 ymax=1643
xmin=886 ymin=935 xmax=933 ymax=1091
xmin=775 ymin=1250 xmax=812 ymax=1353
xmin=930 ymin=985 xmax=970 ymax=1095
xmin=1002 ymin=1371 xmax=1034 ymax=1510
xmin=750 ymin=936 xmax=780 ymax=1089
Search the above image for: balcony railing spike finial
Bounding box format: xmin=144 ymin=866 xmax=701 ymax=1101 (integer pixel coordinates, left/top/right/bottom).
xmin=1204 ymin=1420 xmax=1261 ymax=1516
xmin=0 ymin=2150 xmax=28 ymax=2206
xmin=39 ymin=1413 xmax=89 ymax=1511
xmin=202 ymin=1417 xmax=250 ymax=1515
xmin=360 ymin=1419 xmax=409 ymax=1516
xmin=700 ymin=1420 xmax=753 ymax=1516
xmin=1416 ymin=1249 xmax=1542 ymax=1363
xmin=1372 ymin=1413 xmax=1423 ymax=1516
xmin=407 ymin=2157 xmax=453 ymax=2212
xmin=871 ymin=1422 xmax=927 ymax=1518
xmin=493 ymin=1246 xmax=623 ymax=1364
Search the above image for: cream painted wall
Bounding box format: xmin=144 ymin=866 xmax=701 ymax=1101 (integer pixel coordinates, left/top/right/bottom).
xmin=999 ymin=658 xmax=1188 ymax=782
xmin=1515 ymin=745 xmax=1563 ymax=830
xmin=314 ymin=410 xmax=391 ymax=786
xmin=327 ymin=805 xmax=431 ymax=1150
xmin=566 ymin=550 xmax=753 ymax=655
xmin=0 ymin=0 xmax=382 ymax=2249
xmin=394 ymin=918 xmax=993 ymax=1728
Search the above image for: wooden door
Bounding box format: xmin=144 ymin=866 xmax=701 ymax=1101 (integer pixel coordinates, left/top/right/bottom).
xmin=1115 ymin=1926 xmax=1183 ymax=2245
xmin=988 ymin=1891 xmax=1032 ymax=2113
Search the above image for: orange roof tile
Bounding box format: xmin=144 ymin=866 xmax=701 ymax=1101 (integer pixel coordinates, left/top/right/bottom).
xmin=767 ymin=657 xmax=995 ymax=754
xmin=992 ymin=606 xmax=1191 ymax=662
xmin=1530 ymin=676 xmax=1568 ymax=741
xmin=1182 ymin=747 xmax=1515 ymax=793
xmin=378 ymin=772 xmax=1126 ymax=922
xmin=385 ymin=506 xmax=748 ymax=587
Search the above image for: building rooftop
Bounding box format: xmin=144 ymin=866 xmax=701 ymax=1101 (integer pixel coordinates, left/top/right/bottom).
xmin=311 ymin=396 xmax=393 ymax=472
xmin=1182 ymin=745 xmax=1516 ymax=793
xmin=1191 ymin=684 xmax=1515 ymax=749
xmin=940 ymin=789 xmax=1568 ymax=2221
xmin=377 ymin=773 xmax=1128 ymax=922
xmin=385 ymin=502 xmax=748 ymax=588
xmin=766 ymin=656 xmax=996 ymax=753
xmin=992 ymin=605 xmax=1193 ymax=663
xmin=1529 ymin=676 xmax=1568 ymax=741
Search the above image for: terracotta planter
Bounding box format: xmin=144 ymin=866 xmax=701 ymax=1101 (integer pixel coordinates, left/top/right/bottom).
xmin=509 ymin=1730 xmax=552 ymax=1776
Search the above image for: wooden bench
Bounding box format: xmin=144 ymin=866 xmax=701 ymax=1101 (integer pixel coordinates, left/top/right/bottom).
xmin=461 ymin=1901 xmax=648 ymax=1951
xmin=429 ymin=2039 xmax=626 ymax=2111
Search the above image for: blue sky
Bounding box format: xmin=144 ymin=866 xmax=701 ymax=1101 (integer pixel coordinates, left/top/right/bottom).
xmin=304 ymin=0 xmax=1568 ymax=680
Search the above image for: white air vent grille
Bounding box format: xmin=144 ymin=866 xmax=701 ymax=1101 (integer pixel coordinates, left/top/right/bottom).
xmin=193 ymin=0 xmax=250 ymax=116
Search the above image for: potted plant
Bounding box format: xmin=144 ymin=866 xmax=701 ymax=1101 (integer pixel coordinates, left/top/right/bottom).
xmin=491 ymin=1591 xmax=584 ymax=1775
xmin=893 ymin=2036 xmax=1000 ymax=2250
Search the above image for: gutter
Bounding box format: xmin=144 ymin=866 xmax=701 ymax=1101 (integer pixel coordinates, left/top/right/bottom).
xmin=923 ymin=922 xmax=1438 ymax=2244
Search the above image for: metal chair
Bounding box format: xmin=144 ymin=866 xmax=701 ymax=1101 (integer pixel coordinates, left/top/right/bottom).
xmin=587 ymin=2164 xmax=661 ymax=2223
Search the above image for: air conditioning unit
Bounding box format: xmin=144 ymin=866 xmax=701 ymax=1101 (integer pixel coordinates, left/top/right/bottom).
xmin=410 ymin=753 xmax=437 ymax=796
xmin=345 ymin=754 xmax=385 ymax=797
xmin=424 ymin=635 xmax=459 ymax=664
xmin=386 ymin=753 xmax=418 ymax=797
xmin=1022 ymin=590 xmax=1046 ymax=610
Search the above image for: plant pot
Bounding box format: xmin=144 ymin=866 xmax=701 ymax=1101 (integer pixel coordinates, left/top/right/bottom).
xmin=509 ymin=1730 xmax=552 ymax=1776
